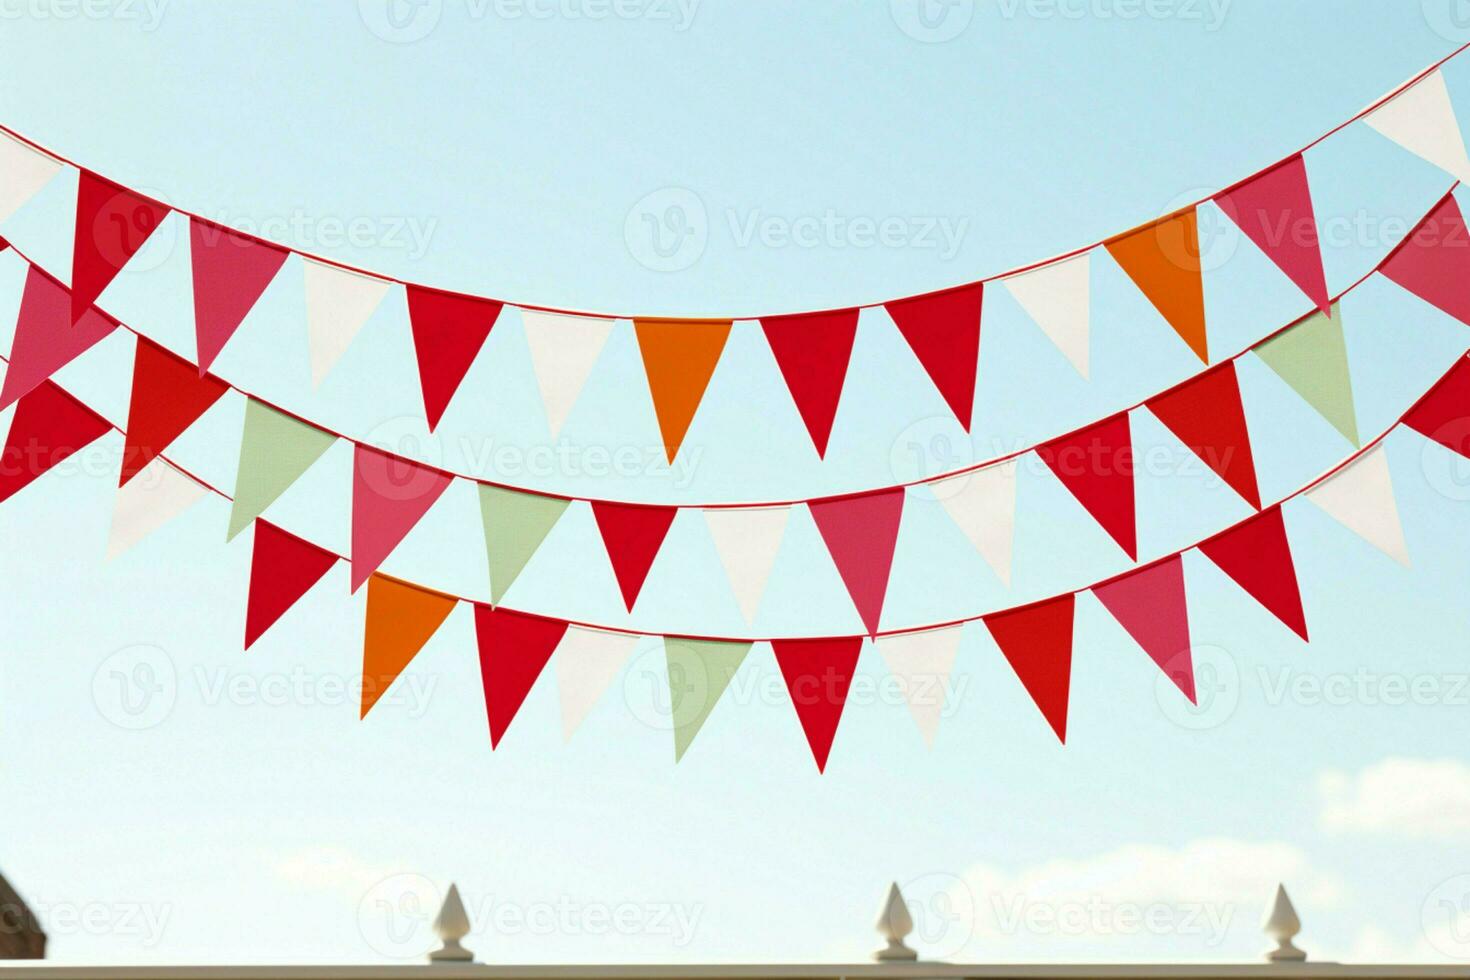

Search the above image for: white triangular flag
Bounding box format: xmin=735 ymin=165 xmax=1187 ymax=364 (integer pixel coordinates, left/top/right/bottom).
xmin=1002 ymin=253 xmax=1091 ymax=377
xmin=106 ymin=457 xmax=208 ymax=559
xmin=521 ymin=309 xmax=616 ymax=438
xmin=930 ymin=459 xmax=1019 ymax=586
xmin=553 ymin=625 xmax=639 ymax=741
xmin=875 ymin=624 xmax=963 ymax=747
xmin=303 ymin=258 xmax=392 ymax=386
xmin=0 ymin=133 xmax=61 ymax=227
xmin=1304 ymin=444 xmax=1410 ymax=567
xmin=703 ymin=505 xmax=789 ymax=624
xmin=1363 ymin=69 xmax=1470 ymax=185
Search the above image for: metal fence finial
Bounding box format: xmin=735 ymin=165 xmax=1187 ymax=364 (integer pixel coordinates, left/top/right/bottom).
xmin=1264 ymin=883 xmax=1306 ymax=963
xmin=874 ymin=881 xmax=918 ymax=962
xmin=429 ymin=883 xmax=473 ymax=964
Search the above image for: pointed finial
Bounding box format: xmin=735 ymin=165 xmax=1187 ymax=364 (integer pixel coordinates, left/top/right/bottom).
xmin=1263 ymin=883 xmax=1306 ymax=962
xmin=429 ymin=883 xmax=473 ymax=963
xmin=874 ymin=882 xmax=918 ymax=962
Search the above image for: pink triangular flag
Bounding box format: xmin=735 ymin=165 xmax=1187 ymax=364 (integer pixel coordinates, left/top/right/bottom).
xmin=1 ymin=265 xmax=118 ymax=410
xmin=350 ymin=445 xmax=453 ymax=591
xmin=1093 ymin=556 xmax=1195 ymax=702
xmin=1380 ymin=191 xmax=1470 ymax=326
xmin=189 ymin=218 xmax=289 ymax=373
xmin=1215 ymin=155 xmax=1330 ymax=314
xmin=808 ymin=489 xmax=905 ymax=635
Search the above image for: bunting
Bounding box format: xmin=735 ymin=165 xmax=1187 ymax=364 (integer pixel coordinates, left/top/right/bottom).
xmin=1216 ymin=155 xmax=1330 ymax=313
xmin=406 ymin=285 xmax=504 ymax=432
xmin=666 ymin=636 xmax=751 ymax=762
xmin=521 ymin=310 xmax=616 ymax=439
xmin=0 ymin=380 xmax=112 ymax=503
xmin=0 ymin=265 xmax=118 ymax=410
xmin=190 ymin=219 xmax=289 ymax=373
xmin=1404 ymin=354 xmax=1470 ymax=455
xmin=71 ymin=171 xmax=170 ymax=324
xmin=984 ymin=593 xmax=1076 ymax=743
xmin=1036 ymin=413 xmax=1137 ymax=559
xmin=1106 ymin=210 xmax=1209 ymax=362
xmin=1379 ymin=191 xmax=1470 ymax=327
xmin=120 ymin=338 xmax=229 ymax=486
xmin=302 ymin=259 xmax=391 ymax=386
xmin=809 ymin=489 xmax=905 ymax=635
xmin=1146 ymin=361 xmax=1261 ymax=509
xmin=553 ymin=626 xmax=639 ymax=741
xmin=106 ymin=457 xmax=208 ymax=560
xmin=1254 ymin=303 xmax=1359 ymax=445
xmin=633 ymin=317 xmax=731 ymax=463
xmin=227 ymin=399 xmax=336 ymax=540
xmin=703 ymin=505 xmax=789 ymax=624
xmin=1093 ymin=556 xmax=1195 ymax=702
xmin=883 ymin=283 xmax=983 ymax=431
xmin=360 ymin=574 xmax=456 ymax=718
xmin=771 ymin=636 xmax=864 ymax=772
xmin=929 ymin=459 xmax=1018 ymax=587
xmin=0 ymin=131 xmax=60 ymax=226
xmin=1002 ymin=254 xmax=1091 ymax=377
xmin=473 ymin=605 xmax=567 ymax=747
xmin=243 ymin=520 xmax=338 ymax=649
xmin=1198 ymin=507 xmax=1308 ymax=640
xmin=1304 ymin=444 xmax=1410 ymax=566
xmin=590 ymin=500 xmax=677 ymax=611
xmin=350 ymin=445 xmax=453 ymax=591
xmin=1363 ymin=69 xmax=1470 ymax=185
xmin=874 ymin=624 xmax=962 ymax=747
xmin=478 ymin=485 xmax=569 ymax=604
xmin=760 ymin=308 xmax=860 ymax=457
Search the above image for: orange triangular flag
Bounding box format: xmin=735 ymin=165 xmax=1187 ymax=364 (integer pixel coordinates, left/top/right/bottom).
xmin=360 ymin=574 xmax=456 ymax=719
xmin=633 ymin=318 xmax=732 ymax=463
xmin=1105 ymin=209 xmax=1209 ymax=362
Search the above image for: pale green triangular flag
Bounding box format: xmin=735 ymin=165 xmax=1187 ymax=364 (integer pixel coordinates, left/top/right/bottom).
xmin=665 ymin=637 xmax=751 ymax=762
xmin=1254 ymin=302 xmax=1360 ymax=446
xmin=478 ymin=485 xmax=570 ymax=604
xmin=227 ymin=399 xmax=337 ymax=539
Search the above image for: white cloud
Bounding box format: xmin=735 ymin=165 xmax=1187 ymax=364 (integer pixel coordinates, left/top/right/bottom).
xmin=271 ymin=846 xmax=409 ymax=895
xmin=1319 ymin=757 xmax=1470 ymax=839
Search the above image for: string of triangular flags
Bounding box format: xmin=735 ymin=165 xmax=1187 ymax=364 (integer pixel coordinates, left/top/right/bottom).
xmin=4 ymin=180 xmax=1468 ymax=632
xmin=3 ymin=50 xmax=1470 ymax=459
xmin=2 ymin=337 xmax=1459 ymax=766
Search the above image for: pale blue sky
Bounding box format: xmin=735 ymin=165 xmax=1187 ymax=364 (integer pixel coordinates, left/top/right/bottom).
xmin=4 ymin=0 xmax=1470 ymax=967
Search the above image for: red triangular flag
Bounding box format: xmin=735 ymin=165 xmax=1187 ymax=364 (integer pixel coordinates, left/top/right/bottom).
xmin=771 ymin=636 xmax=864 ymax=772
xmin=473 ymin=605 xmax=568 ymax=747
xmin=405 ymin=285 xmax=504 ymax=431
xmin=590 ymin=500 xmax=677 ymax=610
xmin=1215 ymin=155 xmax=1330 ymax=314
xmin=1036 ymin=412 xmax=1137 ymax=559
xmin=1 ymin=265 xmax=118 ymax=410
xmin=1380 ymin=192 xmax=1470 ymax=327
xmin=190 ymin=218 xmax=289 ymax=374
xmin=244 ymin=520 xmax=338 ymax=649
xmin=1405 ymin=355 xmax=1470 ymax=456
xmin=984 ymin=593 xmax=1076 ymax=743
xmin=1146 ymin=361 xmax=1261 ymax=509
xmin=0 ymin=380 xmax=112 ymax=503
xmin=350 ymin=444 xmax=453 ymax=592
xmin=1198 ymin=507 xmax=1308 ymax=640
xmin=883 ymin=283 xmax=982 ymax=431
xmin=1093 ymin=556 xmax=1195 ymax=702
xmin=71 ymin=170 xmax=170 ymax=324
xmin=808 ymin=488 xmax=905 ymax=635
xmin=120 ymin=338 xmax=229 ymax=486
xmin=760 ymin=308 xmax=860 ymax=457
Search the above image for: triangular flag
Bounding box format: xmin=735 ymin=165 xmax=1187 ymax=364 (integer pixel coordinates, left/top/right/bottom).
xmin=405 ymin=285 xmax=504 ymax=431
xmin=1106 ymin=210 xmax=1208 ymax=361
xmin=0 ymin=380 xmax=112 ymax=503
xmin=703 ymin=506 xmax=789 ymax=623
xmin=553 ymin=625 xmax=639 ymax=741
xmin=521 ymin=309 xmax=616 ymax=439
xmin=350 ymin=445 xmax=453 ymax=591
xmin=478 ymin=485 xmax=570 ymax=604
xmin=473 ymin=605 xmax=567 ymax=747
xmin=883 ymin=283 xmax=983 ymax=430
xmin=106 ymin=457 xmax=208 ymax=559
xmin=632 ymin=318 xmax=731 ymax=463
xmin=1198 ymin=507 xmax=1308 ymax=640
xmin=1036 ymin=413 xmax=1137 ymax=559
xmin=243 ymin=520 xmax=338 ymax=649
xmin=929 ymin=459 xmax=1019 ymax=586
xmin=590 ymin=500 xmax=677 ymax=611
xmin=1363 ymin=69 xmax=1470 ymax=184
xmin=190 ymin=219 xmax=289 ymax=373
xmin=1002 ymin=254 xmax=1091 ymax=377
xmin=771 ymin=636 xmax=864 ymax=772
xmin=808 ymin=488 xmax=906 ymax=635
xmin=1 ymin=265 xmax=118 ymax=410
xmin=1405 ymin=355 xmax=1470 ymax=456
xmin=302 ymin=259 xmax=391 ymax=386
xmin=1215 ymin=155 xmax=1330 ymax=313
xmin=1379 ymin=192 xmax=1470 ymax=326
xmin=984 ymin=593 xmax=1076 ymax=743
xmin=1254 ymin=303 xmax=1359 ymax=445
xmin=760 ymin=308 xmax=860 ymax=457
xmin=1093 ymin=556 xmax=1195 ymax=702
xmin=665 ymin=636 xmax=751 ymax=762
xmin=227 ymin=399 xmax=336 ymax=540
xmin=1304 ymin=444 xmax=1410 ymax=566
xmin=120 ymin=338 xmax=229 ymax=486
xmin=0 ymin=131 xmax=61 ymax=225
xmin=360 ymin=574 xmax=456 ymax=718
xmin=71 ymin=170 xmax=170 ymax=323
xmin=874 ymin=625 xmax=963 ymax=747
xmin=1146 ymin=361 xmax=1261 ymax=509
